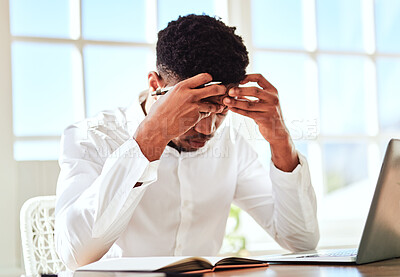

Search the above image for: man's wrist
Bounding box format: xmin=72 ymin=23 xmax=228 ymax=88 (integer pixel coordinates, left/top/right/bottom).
xmin=134 ymin=119 xmax=169 ymax=162
xmin=270 ymin=135 xmax=299 ymax=172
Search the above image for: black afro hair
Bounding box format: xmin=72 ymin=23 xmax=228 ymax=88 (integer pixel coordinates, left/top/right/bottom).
xmin=156 ymin=14 xmax=249 ymax=85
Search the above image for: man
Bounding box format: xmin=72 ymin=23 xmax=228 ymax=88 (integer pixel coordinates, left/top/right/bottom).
xmin=55 ymin=14 xmax=319 ymax=270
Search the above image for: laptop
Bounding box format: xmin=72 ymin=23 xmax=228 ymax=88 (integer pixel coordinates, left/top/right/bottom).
xmin=259 ymin=138 xmax=400 ymax=264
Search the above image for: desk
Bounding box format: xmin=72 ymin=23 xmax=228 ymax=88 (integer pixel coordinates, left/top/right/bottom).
xmin=70 ymin=258 xmax=400 ymax=277
xmin=204 ymin=258 xmax=400 ymax=276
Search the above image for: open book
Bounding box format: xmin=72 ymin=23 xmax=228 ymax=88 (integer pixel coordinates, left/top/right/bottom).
xmin=77 ymin=256 xmax=269 ymax=274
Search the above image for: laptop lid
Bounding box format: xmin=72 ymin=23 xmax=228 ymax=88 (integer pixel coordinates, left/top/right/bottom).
xmin=356 ymin=138 xmax=400 ymax=264
xmin=258 ymin=139 xmax=400 ymax=264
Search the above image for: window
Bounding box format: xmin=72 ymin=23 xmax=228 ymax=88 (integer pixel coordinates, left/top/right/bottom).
xmin=10 ymin=0 xmax=220 ymax=160
xmin=239 ymin=0 xmax=400 ymax=251
xmin=7 ymin=0 xmax=400 ymax=252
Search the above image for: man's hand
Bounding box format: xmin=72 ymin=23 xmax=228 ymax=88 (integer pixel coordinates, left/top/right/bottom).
xmin=223 ymin=74 xmax=299 ymax=172
xmin=135 ymin=73 xmax=226 ymax=161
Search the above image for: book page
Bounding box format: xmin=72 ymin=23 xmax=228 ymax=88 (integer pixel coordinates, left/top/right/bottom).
xmin=215 ymin=257 xmax=269 ymax=266
xmin=77 ymin=256 xmax=268 ymax=273
xmin=201 ymin=256 xmax=267 ymax=266
xmin=159 ymin=257 xmax=214 ymax=273
xmin=77 ymin=257 xmax=193 ymax=271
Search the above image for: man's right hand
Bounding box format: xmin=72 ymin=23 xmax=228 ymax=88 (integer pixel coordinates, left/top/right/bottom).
xmin=134 ymin=73 xmax=226 ymax=161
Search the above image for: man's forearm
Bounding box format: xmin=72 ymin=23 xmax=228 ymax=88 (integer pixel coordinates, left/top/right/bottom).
xmin=270 ymin=135 xmax=299 ymax=172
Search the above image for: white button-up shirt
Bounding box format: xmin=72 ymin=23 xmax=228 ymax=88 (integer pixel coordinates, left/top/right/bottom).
xmin=55 ymin=92 xmax=319 ymax=270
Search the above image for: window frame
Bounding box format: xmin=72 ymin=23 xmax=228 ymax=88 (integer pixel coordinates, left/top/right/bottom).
xmin=10 ymin=1 xmax=157 ymax=154
xmin=6 ymin=0 xmax=400 ymax=252
xmin=242 ymin=0 xmax=400 ymax=197
xmin=228 ymin=0 xmax=400 ymax=251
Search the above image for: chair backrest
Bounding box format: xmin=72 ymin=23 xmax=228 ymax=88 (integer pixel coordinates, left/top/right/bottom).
xmin=20 ymin=195 xmax=66 ymax=276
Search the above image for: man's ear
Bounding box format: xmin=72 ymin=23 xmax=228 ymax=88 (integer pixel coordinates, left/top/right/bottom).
xmin=148 ymin=71 xmax=165 ymax=92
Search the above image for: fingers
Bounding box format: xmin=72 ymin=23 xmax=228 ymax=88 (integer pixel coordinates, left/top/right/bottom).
xmin=202 ymin=94 xmax=226 ymax=105
xmin=198 ymin=102 xmax=225 ymax=114
xmin=228 ymin=107 xmax=265 ymax=119
xmin=228 ymin=86 xmax=279 ymax=105
xmin=223 ymin=97 xmax=276 ymax=112
xmin=181 ymin=73 xmax=213 ymax=89
xmin=174 ymin=73 xmax=226 ymax=100
xmin=240 ymin=74 xmax=277 ymax=93
xmin=194 ymin=84 xmax=227 ymax=100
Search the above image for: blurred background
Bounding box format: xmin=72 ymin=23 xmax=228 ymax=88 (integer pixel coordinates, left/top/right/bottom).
xmin=1 ymin=0 xmax=400 ymax=275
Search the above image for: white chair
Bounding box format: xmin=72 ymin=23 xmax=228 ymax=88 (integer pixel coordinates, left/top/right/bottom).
xmin=20 ymin=195 xmax=66 ymax=276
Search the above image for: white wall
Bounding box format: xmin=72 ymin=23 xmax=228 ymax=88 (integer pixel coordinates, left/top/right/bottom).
xmin=0 ymin=1 xmax=19 ymax=275
xmin=0 ymin=161 xmax=59 ymax=277
xmin=0 ymin=1 xmax=60 ymax=275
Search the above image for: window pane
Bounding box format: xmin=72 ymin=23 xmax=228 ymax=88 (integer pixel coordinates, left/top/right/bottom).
xmin=82 ymin=0 xmax=147 ymax=42
xmin=84 ymin=45 xmax=153 ymax=117
xmin=323 ymin=142 xmax=368 ymax=193
xmin=377 ymin=58 xmax=400 ymax=131
xmin=294 ymin=141 xmax=308 ymax=158
xmin=252 ymin=0 xmax=304 ymax=49
xmin=375 ymin=0 xmax=400 ymax=53
xmin=253 ymin=52 xmax=316 ymax=140
xmin=14 ymin=140 xmax=60 ymax=161
xmin=158 ymin=0 xmax=215 ymax=30
xmin=12 ymin=42 xmax=76 ymax=136
xmin=316 ymin=0 xmax=363 ymax=51
xmin=318 ymin=55 xmax=367 ymax=135
xmin=10 ymin=0 xmax=73 ymax=38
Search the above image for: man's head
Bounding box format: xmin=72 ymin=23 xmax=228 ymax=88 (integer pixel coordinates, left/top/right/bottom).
xmin=147 ymin=14 xmax=249 ymax=151
xmin=156 ymin=14 xmax=249 ymax=85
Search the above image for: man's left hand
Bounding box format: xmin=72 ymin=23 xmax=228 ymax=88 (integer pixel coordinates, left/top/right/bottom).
xmin=223 ymin=73 xmax=299 ymax=172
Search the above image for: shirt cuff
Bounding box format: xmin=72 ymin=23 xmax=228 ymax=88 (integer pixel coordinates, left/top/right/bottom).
xmin=137 ymin=160 xmax=160 ymax=185
xmin=269 ymin=151 xmax=308 ymax=189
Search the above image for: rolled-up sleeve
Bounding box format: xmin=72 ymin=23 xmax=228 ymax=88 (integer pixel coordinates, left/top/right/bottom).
xmin=268 ymin=153 xmax=320 ymax=251
xmin=233 ymin=137 xmax=319 ymax=252
xmin=55 ymin=124 xmax=159 ymax=270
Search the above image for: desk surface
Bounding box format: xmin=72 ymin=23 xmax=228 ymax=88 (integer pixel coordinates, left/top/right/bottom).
xmin=70 ymin=258 xmax=400 ymax=277
xmin=204 ymin=258 xmax=400 ymax=276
